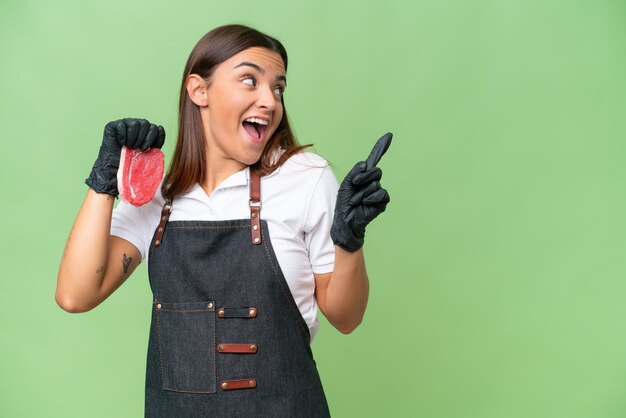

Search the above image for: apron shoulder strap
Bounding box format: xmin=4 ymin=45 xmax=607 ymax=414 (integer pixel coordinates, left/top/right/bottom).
xmin=153 ymin=198 xmax=173 ymax=247
xmin=249 ymin=169 xmax=262 ymax=245
xmin=154 ymin=170 xmax=261 ymax=248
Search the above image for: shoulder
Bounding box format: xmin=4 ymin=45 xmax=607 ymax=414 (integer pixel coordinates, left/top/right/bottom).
xmin=286 ymin=151 xmax=329 ymax=167
xmin=273 ymin=151 xmax=331 ymax=177
xmin=261 ymin=151 xmax=337 ymax=208
xmin=111 ymin=184 xmax=168 ymax=260
xmin=264 ymin=151 xmax=336 ymax=189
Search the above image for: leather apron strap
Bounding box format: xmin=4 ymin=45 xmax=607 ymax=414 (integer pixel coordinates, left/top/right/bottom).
xmin=153 ymin=198 xmax=172 ymax=247
xmin=249 ymin=168 xmax=262 ymax=245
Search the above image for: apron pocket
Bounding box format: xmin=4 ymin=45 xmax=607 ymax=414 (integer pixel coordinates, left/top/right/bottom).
xmin=154 ymin=300 xmax=216 ymax=394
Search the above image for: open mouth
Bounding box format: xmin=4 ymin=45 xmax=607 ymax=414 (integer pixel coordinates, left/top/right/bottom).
xmin=242 ymin=117 xmax=269 ymax=142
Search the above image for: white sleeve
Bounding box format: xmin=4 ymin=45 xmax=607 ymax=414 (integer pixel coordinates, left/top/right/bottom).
xmin=303 ymin=165 xmax=339 ymax=274
xmin=110 ymin=196 xmax=162 ymax=261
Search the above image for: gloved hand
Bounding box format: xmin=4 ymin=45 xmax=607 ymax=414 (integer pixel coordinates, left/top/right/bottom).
xmin=331 ymin=132 xmax=392 ymax=252
xmin=85 ymin=118 xmax=165 ymax=196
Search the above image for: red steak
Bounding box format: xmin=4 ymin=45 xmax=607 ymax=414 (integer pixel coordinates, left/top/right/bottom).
xmin=117 ymin=146 xmax=165 ymax=207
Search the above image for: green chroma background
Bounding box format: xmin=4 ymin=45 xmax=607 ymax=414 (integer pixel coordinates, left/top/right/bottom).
xmin=1 ymin=0 xmax=626 ymax=417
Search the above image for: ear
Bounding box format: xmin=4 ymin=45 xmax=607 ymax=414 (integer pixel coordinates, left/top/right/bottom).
xmin=186 ymin=74 xmax=209 ymax=107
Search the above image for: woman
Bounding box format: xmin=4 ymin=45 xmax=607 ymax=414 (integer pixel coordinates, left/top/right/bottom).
xmin=57 ymin=24 xmax=391 ymax=417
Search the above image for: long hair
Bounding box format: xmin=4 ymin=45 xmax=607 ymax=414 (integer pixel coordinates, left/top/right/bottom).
xmin=162 ymin=24 xmax=309 ymax=199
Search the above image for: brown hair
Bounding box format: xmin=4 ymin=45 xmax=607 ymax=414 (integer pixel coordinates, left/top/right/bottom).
xmin=162 ymin=24 xmax=309 ymax=199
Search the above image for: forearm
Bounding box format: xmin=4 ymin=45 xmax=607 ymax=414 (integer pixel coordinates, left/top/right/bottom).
xmin=56 ymin=189 xmax=118 ymax=312
xmin=321 ymin=247 xmax=369 ymax=333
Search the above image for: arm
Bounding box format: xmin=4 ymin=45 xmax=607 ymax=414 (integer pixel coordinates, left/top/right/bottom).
xmin=56 ymin=119 xmax=165 ymax=313
xmin=56 ymin=189 xmax=141 ymax=313
xmin=314 ymin=248 xmax=368 ymax=334
xmin=317 ymin=133 xmax=392 ymax=333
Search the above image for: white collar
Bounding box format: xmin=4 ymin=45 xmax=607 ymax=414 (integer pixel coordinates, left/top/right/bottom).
xmin=185 ymin=161 xmax=283 ymax=201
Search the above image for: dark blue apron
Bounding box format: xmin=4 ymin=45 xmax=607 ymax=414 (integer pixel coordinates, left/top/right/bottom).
xmin=144 ymin=170 xmax=330 ymax=417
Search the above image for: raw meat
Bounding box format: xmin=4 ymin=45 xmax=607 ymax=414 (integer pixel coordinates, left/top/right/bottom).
xmin=117 ymin=146 xmax=165 ymax=207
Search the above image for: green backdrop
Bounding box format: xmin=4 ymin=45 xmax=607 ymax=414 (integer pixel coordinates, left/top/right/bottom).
xmin=2 ymin=0 xmax=626 ymax=417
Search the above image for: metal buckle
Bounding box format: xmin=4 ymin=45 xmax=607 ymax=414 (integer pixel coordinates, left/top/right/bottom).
xmin=249 ymin=199 xmax=261 ymax=208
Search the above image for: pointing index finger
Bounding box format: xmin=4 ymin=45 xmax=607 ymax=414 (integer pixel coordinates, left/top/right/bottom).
xmin=365 ymin=132 xmax=393 ymax=169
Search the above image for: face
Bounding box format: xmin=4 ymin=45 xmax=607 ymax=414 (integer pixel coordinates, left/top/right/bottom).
xmin=196 ymin=47 xmax=286 ymax=167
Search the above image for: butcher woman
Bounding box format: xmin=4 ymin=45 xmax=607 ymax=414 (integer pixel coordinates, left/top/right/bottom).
xmin=56 ymin=24 xmax=391 ymax=417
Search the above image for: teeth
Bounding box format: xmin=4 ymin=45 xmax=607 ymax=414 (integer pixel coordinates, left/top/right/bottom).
xmin=244 ymin=117 xmax=269 ymax=126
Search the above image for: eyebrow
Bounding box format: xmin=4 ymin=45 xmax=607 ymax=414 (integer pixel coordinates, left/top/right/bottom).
xmin=234 ymin=61 xmax=287 ymax=83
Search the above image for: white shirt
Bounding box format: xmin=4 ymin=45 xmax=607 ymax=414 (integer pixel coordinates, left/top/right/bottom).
xmin=110 ymin=152 xmax=338 ymax=340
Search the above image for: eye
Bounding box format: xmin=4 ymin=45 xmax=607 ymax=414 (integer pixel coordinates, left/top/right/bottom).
xmin=273 ymin=85 xmax=285 ymax=97
xmin=241 ymin=75 xmax=256 ymax=87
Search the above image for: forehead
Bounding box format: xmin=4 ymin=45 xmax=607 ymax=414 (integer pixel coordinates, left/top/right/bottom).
xmin=220 ymin=47 xmax=286 ymax=75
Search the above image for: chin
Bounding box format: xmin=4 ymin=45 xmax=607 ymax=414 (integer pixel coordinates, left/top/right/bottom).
xmin=240 ymin=151 xmax=264 ymax=166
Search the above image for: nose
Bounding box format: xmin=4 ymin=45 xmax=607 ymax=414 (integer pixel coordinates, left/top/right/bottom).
xmin=256 ymin=85 xmax=277 ymax=111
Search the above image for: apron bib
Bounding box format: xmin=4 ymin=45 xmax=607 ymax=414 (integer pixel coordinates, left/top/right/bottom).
xmin=144 ymin=170 xmax=330 ymax=417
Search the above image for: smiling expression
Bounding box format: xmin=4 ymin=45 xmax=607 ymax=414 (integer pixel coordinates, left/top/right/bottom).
xmin=197 ymin=47 xmax=286 ymax=168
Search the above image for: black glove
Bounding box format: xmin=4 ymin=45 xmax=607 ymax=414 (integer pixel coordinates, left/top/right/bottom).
xmin=330 ymin=132 xmax=392 ymax=252
xmin=85 ymin=118 xmax=165 ymax=196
